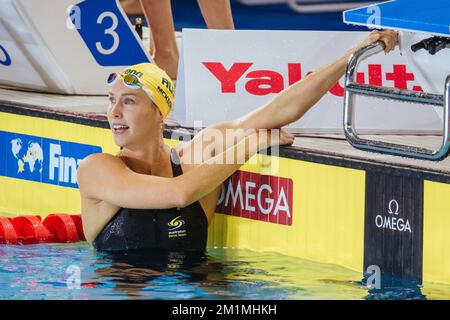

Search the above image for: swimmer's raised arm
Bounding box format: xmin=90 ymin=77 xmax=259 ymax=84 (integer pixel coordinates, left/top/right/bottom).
xmin=233 ymin=30 xmax=398 ymax=130
xmin=77 ymin=130 xmax=292 ymax=210
xmin=179 ymin=30 xmax=398 ymax=161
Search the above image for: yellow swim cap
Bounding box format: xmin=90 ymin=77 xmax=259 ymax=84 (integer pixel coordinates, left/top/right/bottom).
xmin=120 ymin=63 xmax=175 ymax=118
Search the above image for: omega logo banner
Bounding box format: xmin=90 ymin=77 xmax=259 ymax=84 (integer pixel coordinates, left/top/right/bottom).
xmin=173 ymin=29 xmax=441 ymax=134
xmin=364 ymin=171 xmax=424 ymax=285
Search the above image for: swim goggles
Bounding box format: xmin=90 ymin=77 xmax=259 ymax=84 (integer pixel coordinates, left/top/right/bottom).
xmin=107 ymin=72 xmax=155 ymax=104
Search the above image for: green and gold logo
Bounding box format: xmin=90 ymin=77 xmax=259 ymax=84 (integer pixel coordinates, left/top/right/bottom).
xmin=123 ymin=69 xmax=144 ymax=78
xmin=168 ymin=215 xmax=185 ymax=231
xmin=168 ymin=215 xmax=187 ymax=238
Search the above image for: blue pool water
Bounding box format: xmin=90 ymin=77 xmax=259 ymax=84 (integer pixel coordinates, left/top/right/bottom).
xmin=0 ymin=243 xmax=449 ymax=300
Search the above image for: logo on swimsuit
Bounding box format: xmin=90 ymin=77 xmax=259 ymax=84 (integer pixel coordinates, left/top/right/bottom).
xmin=168 ymin=215 xmax=185 ymax=231
xmin=168 ymin=216 xmax=187 ymax=238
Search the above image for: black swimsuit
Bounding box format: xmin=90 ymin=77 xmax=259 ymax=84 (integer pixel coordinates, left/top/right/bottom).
xmin=93 ymin=149 xmax=208 ymax=252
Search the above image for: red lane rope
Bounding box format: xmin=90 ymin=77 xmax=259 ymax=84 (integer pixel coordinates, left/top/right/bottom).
xmin=0 ymin=214 xmax=85 ymax=245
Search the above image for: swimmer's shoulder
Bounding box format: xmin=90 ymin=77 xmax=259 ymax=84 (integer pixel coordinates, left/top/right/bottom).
xmin=79 ymin=152 xmax=124 ymax=171
xmin=81 ymin=152 xmax=119 ymax=163
xmin=77 ymin=153 xmax=125 ymax=194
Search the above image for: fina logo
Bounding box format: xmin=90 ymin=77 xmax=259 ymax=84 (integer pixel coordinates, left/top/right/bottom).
xmin=49 ymin=143 xmax=82 ymax=184
xmin=11 ymin=139 xmax=44 ymax=174
xmin=10 ymin=138 xmax=81 ymax=184
xmin=2 ymin=131 xmax=102 ymax=188
xmin=168 ymin=216 xmax=185 ymax=231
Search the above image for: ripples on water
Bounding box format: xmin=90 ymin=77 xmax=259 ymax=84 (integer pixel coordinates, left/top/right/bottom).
xmin=0 ymin=243 xmax=449 ymax=300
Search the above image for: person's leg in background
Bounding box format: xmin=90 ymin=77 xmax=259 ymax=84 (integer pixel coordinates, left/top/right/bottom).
xmin=197 ymin=0 xmax=235 ymax=29
xmin=123 ymin=0 xmax=235 ymax=80
xmin=140 ymin=0 xmax=180 ymax=80
xmin=119 ymin=0 xmax=143 ymax=15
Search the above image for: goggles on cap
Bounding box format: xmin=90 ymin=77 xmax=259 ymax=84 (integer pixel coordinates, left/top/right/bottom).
xmin=107 ymin=72 xmax=155 ymax=105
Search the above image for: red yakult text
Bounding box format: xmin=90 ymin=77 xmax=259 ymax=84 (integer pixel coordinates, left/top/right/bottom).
xmin=203 ymin=62 xmax=423 ymax=96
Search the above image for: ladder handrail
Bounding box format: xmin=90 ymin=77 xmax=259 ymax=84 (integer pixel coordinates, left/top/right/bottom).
xmin=343 ymin=41 xmax=450 ymax=161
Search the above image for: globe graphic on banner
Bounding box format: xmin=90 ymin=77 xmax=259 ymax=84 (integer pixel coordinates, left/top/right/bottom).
xmin=10 ymin=138 xmax=44 ymax=174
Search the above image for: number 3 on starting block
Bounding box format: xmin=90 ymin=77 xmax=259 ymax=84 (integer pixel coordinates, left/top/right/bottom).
xmin=0 ymin=44 xmax=12 ymax=66
xmin=70 ymin=0 xmax=149 ymax=66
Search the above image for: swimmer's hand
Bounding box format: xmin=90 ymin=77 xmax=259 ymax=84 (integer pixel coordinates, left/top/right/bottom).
xmin=262 ymin=128 xmax=295 ymax=149
xmin=277 ymin=129 xmax=295 ymax=146
xmin=355 ymin=30 xmax=399 ymax=54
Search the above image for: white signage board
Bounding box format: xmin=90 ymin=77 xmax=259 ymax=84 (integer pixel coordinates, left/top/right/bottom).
xmin=174 ymin=29 xmax=442 ymax=134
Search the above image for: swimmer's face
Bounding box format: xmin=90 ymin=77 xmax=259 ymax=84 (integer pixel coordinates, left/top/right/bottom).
xmin=107 ymin=80 xmax=162 ymax=148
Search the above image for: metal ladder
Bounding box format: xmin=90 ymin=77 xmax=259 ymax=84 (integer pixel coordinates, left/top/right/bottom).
xmin=343 ymin=42 xmax=450 ymax=161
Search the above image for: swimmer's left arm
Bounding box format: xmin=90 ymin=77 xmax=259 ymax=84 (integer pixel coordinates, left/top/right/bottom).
xmin=232 ymin=30 xmax=399 ymax=131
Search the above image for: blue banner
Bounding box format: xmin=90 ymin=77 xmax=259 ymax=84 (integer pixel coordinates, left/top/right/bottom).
xmin=0 ymin=131 xmax=102 ymax=188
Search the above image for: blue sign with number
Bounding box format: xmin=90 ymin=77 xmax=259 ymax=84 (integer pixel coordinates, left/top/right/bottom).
xmin=0 ymin=44 xmax=12 ymax=66
xmin=72 ymin=0 xmax=149 ymax=66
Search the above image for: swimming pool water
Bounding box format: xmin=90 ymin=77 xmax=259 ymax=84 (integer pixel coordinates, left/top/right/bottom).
xmin=0 ymin=243 xmax=449 ymax=300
